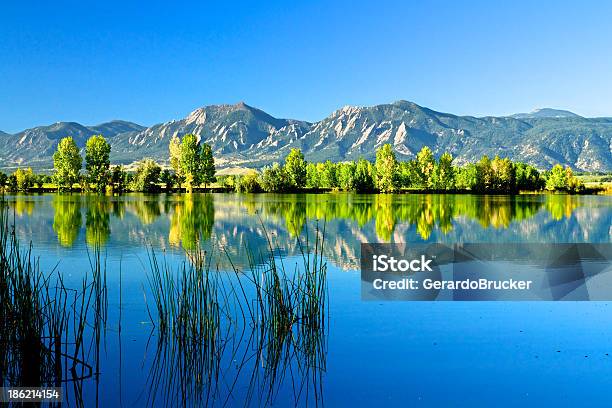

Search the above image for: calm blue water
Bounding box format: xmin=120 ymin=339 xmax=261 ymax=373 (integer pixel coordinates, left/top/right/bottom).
xmin=4 ymin=193 xmax=612 ymax=407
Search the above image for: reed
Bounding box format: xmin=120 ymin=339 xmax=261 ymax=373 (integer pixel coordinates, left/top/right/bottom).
xmin=0 ymin=196 xmax=107 ymax=406
xmin=145 ymin=246 xmax=231 ymax=406
xmin=244 ymin=220 xmax=329 ymax=406
xmin=144 ymin=218 xmax=329 ymax=406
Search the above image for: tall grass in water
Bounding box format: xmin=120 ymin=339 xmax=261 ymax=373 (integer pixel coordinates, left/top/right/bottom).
xmin=145 ymin=247 xmax=230 ymax=407
xmin=145 ymin=221 xmax=328 ymax=407
xmin=0 ymin=197 xmax=107 ymax=406
xmin=243 ymin=221 xmax=328 ymax=406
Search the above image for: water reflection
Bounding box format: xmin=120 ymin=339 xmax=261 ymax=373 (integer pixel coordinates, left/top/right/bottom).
xmin=85 ymin=196 xmax=111 ymax=247
xmin=546 ymin=194 xmax=581 ymax=220
xmin=249 ymin=194 xmax=573 ymax=241
xmin=13 ymin=195 xmax=36 ymax=216
xmin=52 ymin=195 xmax=82 ymax=247
xmin=6 ymin=193 xmax=611 ymax=266
xmin=169 ymin=194 xmax=215 ymax=250
xmin=129 ymin=199 xmax=161 ymax=225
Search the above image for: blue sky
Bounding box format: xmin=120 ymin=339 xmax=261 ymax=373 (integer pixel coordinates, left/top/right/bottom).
xmin=2 ymin=0 xmax=612 ymax=132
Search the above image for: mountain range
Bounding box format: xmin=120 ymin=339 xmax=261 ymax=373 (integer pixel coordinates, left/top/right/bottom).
xmin=1 ymin=101 xmax=611 ymax=172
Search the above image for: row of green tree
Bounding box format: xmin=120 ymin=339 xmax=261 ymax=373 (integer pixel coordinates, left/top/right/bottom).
xmin=0 ymin=133 xmax=217 ymax=193
xmin=0 ymin=137 xmax=584 ymax=194
xmin=220 ymin=145 xmax=585 ymax=193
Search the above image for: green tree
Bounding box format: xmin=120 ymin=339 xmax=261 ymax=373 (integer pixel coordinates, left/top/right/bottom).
xmin=218 ymin=175 xmax=236 ymax=190
xmin=565 ymin=167 xmax=585 ymax=192
xmin=514 ymin=162 xmax=542 ymax=191
xmin=455 ymin=164 xmax=478 ymax=190
xmin=85 ymin=135 xmax=111 ymax=193
xmin=416 ymin=147 xmax=435 ymax=189
xmin=284 ymin=148 xmax=307 ymax=189
xmin=491 ymin=155 xmax=515 ymax=192
xmin=545 ymin=164 xmax=567 ymax=191
xmin=260 ymin=163 xmax=290 ymax=192
xmin=398 ymin=160 xmax=419 ymax=188
xmin=111 ymin=165 xmax=128 ymax=193
xmin=474 ymin=155 xmax=493 ymax=192
xmin=32 ymin=173 xmax=45 ymax=189
xmin=130 ymin=159 xmax=161 ymax=192
xmin=14 ymin=168 xmax=34 ymax=191
xmin=375 ymin=144 xmax=398 ymax=193
xmin=176 ymin=135 xmax=215 ymax=191
xmin=179 ymin=134 xmax=201 ymax=192
xmin=306 ymin=163 xmax=319 ymax=188
xmin=354 ymin=158 xmax=375 ymax=193
xmin=7 ymin=174 xmax=17 ymax=192
xmin=434 ymin=152 xmax=455 ymax=190
xmin=169 ymin=135 xmax=181 ymax=171
xmin=320 ymin=160 xmax=337 ymax=189
xmin=160 ymin=169 xmax=176 ymax=191
xmin=235 ymin=174 xmax=261 ymax=193
xmin=337 ymin=162 xmax=356 ymax=191
xmin=79 ymin=174 xmax=92 ymax=193
xmin=53 ymin=137 xmax=82 ymax=191
xmin=200 ymin=143 xmax=216 ymax=188
xmin=169 ymin=135 xmax=183 ymax=182
xmin=546 ymin=165 xmax=584 ymax=192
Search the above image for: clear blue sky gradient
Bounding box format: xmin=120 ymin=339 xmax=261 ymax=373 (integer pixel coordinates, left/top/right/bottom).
xmin=2 ymin=0 xmax=612 ymax=132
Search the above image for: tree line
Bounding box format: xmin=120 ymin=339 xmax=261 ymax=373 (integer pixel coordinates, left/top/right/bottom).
xmin=221 ymin=144 xmax=585 ymax=194
xmin=0 ymin=133 xmax=217 ymax=193
xmin=0 ymin=135 xmax=585 ymax=194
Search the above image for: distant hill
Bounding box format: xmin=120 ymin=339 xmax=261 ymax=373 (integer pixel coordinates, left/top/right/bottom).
xmin=1 ymin=101 xmax=611 ymax=172
xmin=89 ymin=120 xmax=146 ymax=137
xmin=0 ymin=121 xmax=144 ymax=170
xmin=509 ymin=108 xmax=582 ymax=119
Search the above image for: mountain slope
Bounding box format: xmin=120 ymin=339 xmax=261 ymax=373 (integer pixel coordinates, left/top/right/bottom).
xmin=250 ymin=101 xmax=611 ymax=170
xmin=110 ymin=102 xmax=310 ymax=166
xmin=89 ymin=120 xmax=145 ymax=137
xmin=1 ymin=101 xmax=611 ymax=171
xmin=0 ymin=122 xmax=94 ymax=168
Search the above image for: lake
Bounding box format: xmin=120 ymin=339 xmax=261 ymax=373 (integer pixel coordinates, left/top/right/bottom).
xmin=3 ymin=192 xmax=612 ymax=407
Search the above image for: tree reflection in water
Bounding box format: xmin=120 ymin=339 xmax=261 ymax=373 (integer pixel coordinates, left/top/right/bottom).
xmin=168 ymin=193 xmax=215 ymax=250
xmin=85 ymin=196 xmax=111 ymax=247
xmin=52 ymin=195 xmax=82 ymax=247
xmin=41 ymin=193 xmax=589 ymax=250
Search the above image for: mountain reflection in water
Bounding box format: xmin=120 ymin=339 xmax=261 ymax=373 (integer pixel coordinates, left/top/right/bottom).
xmin=6 ymin=193 xmax=612 ymax=271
